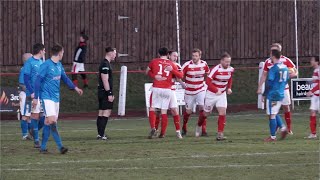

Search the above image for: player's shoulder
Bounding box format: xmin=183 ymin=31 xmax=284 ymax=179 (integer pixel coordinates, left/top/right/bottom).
xmin=200 ymin=60 xmax=208 ymax=65
xmin=228 ymin=66 xmax=235 ymax=72
xmin=264 ymin=57 xmax=272 ymax=64
xmin=281 ymin=55 xmax=292 ymax=61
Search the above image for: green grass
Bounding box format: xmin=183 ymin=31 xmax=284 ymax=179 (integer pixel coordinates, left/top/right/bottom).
xmin=1 ymin=113 xmax=319 ymax=180
xmin=0 ymin=67 xmax=314 ymax=113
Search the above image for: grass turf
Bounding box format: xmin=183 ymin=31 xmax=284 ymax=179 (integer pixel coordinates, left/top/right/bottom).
xmin=1 ymin=113 xmax=319 ymax=180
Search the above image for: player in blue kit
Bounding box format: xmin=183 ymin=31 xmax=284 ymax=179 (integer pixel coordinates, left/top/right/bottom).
xmin=23 ymin=43 xmax=46 ymax=147
xmin=19 ymin=53 xmax=33 ymax=140
xmin=33 ymin=44 xmax=83 ymax=154
xmin=264 ymin=49 xmax=289 ymax=142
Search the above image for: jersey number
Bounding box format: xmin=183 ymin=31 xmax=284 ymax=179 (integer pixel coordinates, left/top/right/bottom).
xmin=158 ymin=64 xmax=170 ymax=76
xmin=279 ymin=71 xmax=288 ymax=82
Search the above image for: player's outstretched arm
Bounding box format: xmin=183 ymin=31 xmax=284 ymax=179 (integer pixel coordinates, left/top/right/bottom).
xmin=23 ymin=61 xmax=34 ymax=96
xmin=61 ymin=70 xmax=83 ymax=96
xmin=227 ymin=75 xmax=233 ymax=95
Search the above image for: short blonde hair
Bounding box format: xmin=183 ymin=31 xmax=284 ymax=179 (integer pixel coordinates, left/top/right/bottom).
xmin=270 ymin=43 xmax=282 ymax=51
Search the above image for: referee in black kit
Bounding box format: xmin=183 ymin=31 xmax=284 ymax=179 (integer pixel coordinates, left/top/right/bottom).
xmin=96 ymin=47 xmax=117 ymax=140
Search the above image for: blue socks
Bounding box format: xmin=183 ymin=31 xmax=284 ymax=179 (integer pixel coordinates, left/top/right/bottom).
xmin=51 ymin=123 xmax=63 ymax=150
xmin=31 ymin=119 xmax=39 ymax=143
xmin=41 ymin=125 xmax=50 ymax=150
xmin=20 ymin=120 xmax=28 ymax=137
xmin=269 ymin=119 xmax=277 ymax=137
xmin=276 ymin=115 xmax=284 ymax=129
xmin=28 ymin=122 xmax=32 ymax=132
xmin=38 ymin=116 xmax=45 ymax=130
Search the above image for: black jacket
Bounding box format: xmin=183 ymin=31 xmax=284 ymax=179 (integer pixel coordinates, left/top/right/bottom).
xmin=73 ymin=42 xmax=87 ymax=63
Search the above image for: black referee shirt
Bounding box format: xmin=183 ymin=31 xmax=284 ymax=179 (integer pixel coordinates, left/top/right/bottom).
xmin=98 ymin=59 xmax=113 ymax=92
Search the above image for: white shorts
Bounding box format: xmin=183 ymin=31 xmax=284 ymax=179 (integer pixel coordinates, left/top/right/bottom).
xmin=42 ymin=99 xmax=60 ymax=118
xmin=310 ymin=95 xmax=320 ymax=112
xmin=169 ymin=90 xmax=178 ymax=109
xmin=184 ymin=91 xmax=206 ymax=110
xmin=25 ymin=96 xmax=41 ymax=114
xmin=150 ymin=88 xmax=173 ymax=110
xmin=266 ymin=99 xmax=282 ymax=115
xmin=204 ymin=91 xmax=227 ymax=112
xmin=281 ymin=89 xmax=291 ymax=105
xmin=72 ymin=62 xmax=85 ymax=73
xmin=19 ymin=91 xmax=31 ymax=116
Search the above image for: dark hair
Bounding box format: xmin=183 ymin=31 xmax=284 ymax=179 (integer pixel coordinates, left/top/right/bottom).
xmin=51 ymin=44 xmax=63 ymax=56
xmin=221 ymin=52 xmax=231 ymax=59
xmin=271 ymin=49 xmax=281 ymax=59
xmin=158 ymin=47 xmax=169 ymax=56
xmin=168 ymin=50 xmax=177 ymax=55
xmin=313 ymin=56 xmax=319 ymax=62
xmin=105 ymin=47 xmax=116 ymax=53
xmin=32 ymin=43 xmax=45 ymax=55
xmin=80 ymin=31 xmax=88 ymax=41
xmin=192 ymin=48 xmax=202 ymax=56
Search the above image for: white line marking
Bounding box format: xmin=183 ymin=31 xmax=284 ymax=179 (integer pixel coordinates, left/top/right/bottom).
xmin=2 ymin=151 xmax=318 ymax=167
xmin=2 ymin=163 xmax=319 ymax=171
xmin=1 ymin=128 xmax=135 ymax=136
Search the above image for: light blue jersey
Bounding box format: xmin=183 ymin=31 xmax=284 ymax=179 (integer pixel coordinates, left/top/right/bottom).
xmin=267 ymin=62 xmax=289 ymax=101
xmin=36 ymin=59 xmax=75 ymax=102
xmin=23 ymin=56 xmax=42 ymax=96
xmin=19 ymin=67 xmax=25 ymax=84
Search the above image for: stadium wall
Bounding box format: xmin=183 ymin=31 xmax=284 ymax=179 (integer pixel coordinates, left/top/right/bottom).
xmin=0 ymin=0 xmax=319 ymax=69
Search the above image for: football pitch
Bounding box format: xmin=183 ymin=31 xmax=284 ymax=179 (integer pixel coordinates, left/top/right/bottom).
xmin=1 ymin=113 xmax=319 ymax=180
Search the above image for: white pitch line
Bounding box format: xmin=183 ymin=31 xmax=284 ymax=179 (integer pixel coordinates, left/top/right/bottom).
xmin=1 ymin=128 xmax=135 ymax=136
xmin=2 ymin=163 xmax=319 ymax=171
xmin=2 ymin=151 xmax=318 ymax=167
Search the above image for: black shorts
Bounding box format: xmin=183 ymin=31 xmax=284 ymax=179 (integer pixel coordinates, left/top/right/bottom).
xmin=98 ymin=90 xmax=113 ymax=110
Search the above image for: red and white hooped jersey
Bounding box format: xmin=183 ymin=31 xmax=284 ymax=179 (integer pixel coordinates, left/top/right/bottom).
xmin=311 ymin=67 xmax=320 ymax=96
xmin=181 ymin=60 xmax=210 ymax=95
xmin=171 ymin=62 xmax=182 ymax=90
xmin=263 ymin=55 xmax=295 ymax=89
xmin=207 ymin=64 xmax=234 ymax=93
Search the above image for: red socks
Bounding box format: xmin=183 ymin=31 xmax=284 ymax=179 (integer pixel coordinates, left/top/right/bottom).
xmin=197 ymin=110 xmax=206 ymax=127
xmin=73 ymin=80 xmax=78 ymax=86
xmin=149 ymin=111 xmax=156 ymax=129
xmin=83 ymin=78 xmax=89 ymax=85
xmin=310 ymin=116 xmax=317 ymax=134
xmin=161 ymin=114 xmax=168 ymax=135
xmin=155 ymin=115 xmax=160 ymax=130
xmin=285 ymin=112 xmax=292 ymax=131
xmin=173 ymin=115 xmax=180 ymax=131
xmin=218 ymin=115 xmax=226 ymax=133
xmin=202 ymin=119 xmax=207 ymax=133
xmin=182 ymin=112 xmax=191 ymax=131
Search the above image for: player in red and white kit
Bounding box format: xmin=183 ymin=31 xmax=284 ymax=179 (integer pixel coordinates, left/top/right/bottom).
xmin=154 ymin=50 xmax=184 ymax=139
xmin=257 ymin=43 xmax=298 ymax=134
xmin=181 ymin=48 xmax=210 ymax=137
xmin=146 ymin=47 xmax=183 ymax=139
xmin=197 ymin=52 xmax=234 ymax=141
xmin=306 ymin=56 xmax=320 ymax=139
